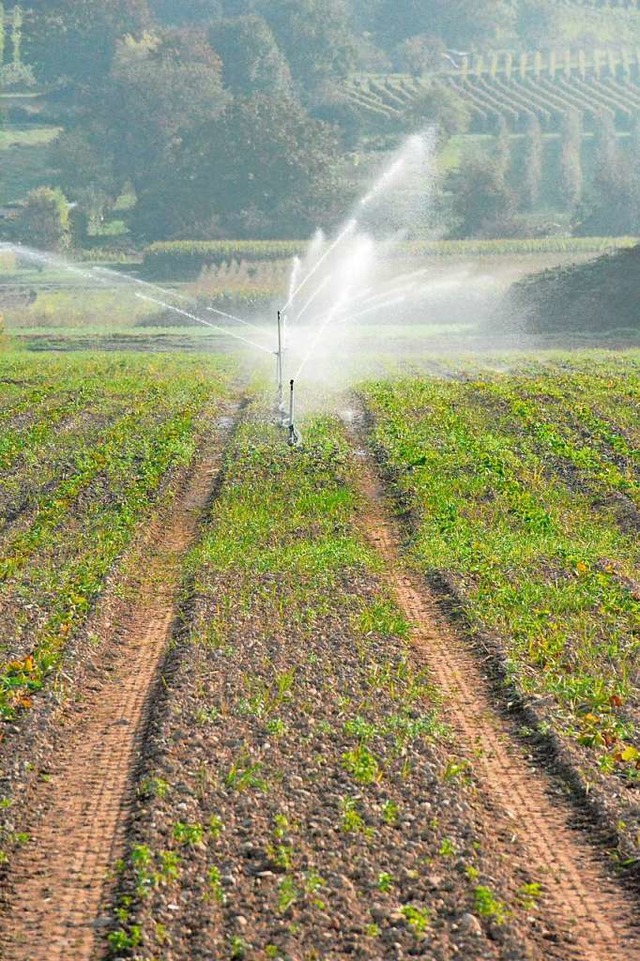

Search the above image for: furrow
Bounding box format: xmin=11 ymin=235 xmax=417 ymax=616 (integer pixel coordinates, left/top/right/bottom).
xmin=359 ymin=464 xmax=638 ymax=961
xmin=0 ymin=411 xmax=240 ymax=961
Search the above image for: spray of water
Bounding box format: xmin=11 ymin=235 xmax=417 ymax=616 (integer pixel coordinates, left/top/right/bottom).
xmin=134 ymin=293 xmax=274 ymax=354
xmin=3 ymin=241 xmax=273 ymax=355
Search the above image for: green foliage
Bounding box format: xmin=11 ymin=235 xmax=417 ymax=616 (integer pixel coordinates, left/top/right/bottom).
xmin=448 ymin=154 xmax=517 ymax=239
xmin=13 ymin=186 xmax=70 ymax=251
xmin=209 ymin=16 xmax=292 ymax=97
xmin=169 ymin=92 xmax=349 ymax=239
xmin=363 ymin=355 xmax=640 ymax=779
xmin=24 ymin=0 xmax=149 ymax=86
xmin=400 ymin=903 xmax=430 ymax=936
xmin=258 ymin=0 xmax=357 ymax=92
xmin=559 ymin=109 xmax=583 ymax=210
xmin=0 ymin=351 xmax=230 ymax=719
xmin=474 ymin=885 xmax=508 ymax=924
xmin=521 ymin=114 xmax=543 ymax=209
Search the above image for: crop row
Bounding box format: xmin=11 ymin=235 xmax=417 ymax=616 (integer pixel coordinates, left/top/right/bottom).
xmin=142 ymin=237 xmax=637 ymax=279
xmin=109 ymin=413 xmax=540 ymax=958
xmin=0 ymin=351 xmax=231 ymax=720
xmin=344 ymin=60 xmax=640 ymax=130
xmin=446 ymin=46 xmax=640 ymax=82
xmin=362 ymin=355 xmax=640 ymax=804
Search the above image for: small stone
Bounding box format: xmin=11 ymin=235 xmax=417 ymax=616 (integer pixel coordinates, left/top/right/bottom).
xmin=458 ymin=913 xmax=483 ymax=937
xmin=235 ymin=915 xmax=248 ymax=929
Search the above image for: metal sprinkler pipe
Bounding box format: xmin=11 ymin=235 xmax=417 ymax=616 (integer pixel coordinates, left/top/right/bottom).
xmin=288 ymin=379 xmax=302 ymax=447
xmin=276 ymin=310 xmax=286 ymax=415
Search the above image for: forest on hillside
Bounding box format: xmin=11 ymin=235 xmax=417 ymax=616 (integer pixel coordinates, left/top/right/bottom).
xmin=2 ymin=1 xmax=640 ymax=244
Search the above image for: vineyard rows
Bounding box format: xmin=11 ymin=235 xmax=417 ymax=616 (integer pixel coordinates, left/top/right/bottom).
xmin=344 ymin=46 xmax=640 ymax=131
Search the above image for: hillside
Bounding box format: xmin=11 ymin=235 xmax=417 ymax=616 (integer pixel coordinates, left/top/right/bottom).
xmin=343 ymin=48 xmax=640 ymax=132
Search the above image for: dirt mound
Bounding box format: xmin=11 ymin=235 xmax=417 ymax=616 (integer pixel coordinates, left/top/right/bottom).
xmin=504 ymin=244 xmax=640 ymax=335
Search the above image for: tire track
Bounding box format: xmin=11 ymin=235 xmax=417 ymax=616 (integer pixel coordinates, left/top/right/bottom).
xmin=356 ymin=460 xmax=638 ymax=961
xmin=0 ymin=406 xmax=241 ymax=961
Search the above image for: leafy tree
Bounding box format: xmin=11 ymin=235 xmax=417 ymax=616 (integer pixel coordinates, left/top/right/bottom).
xmin=11 ymin=4 xmax=21 ymax=63
xmin=578 ymin=114 xmax=638 ymax=236
xmin=449 ymin=155 xmax=516 ymax=238
xmin=495 ymin=115 xmax=511 ymax=179
xmin=401 ymin=83 xmax=470 ymax=143
xmin=593 ymin=109 xmax=619 ymax=176
xmin=395 ymin=34 xmax=445 ymax=77
xmin=0 ymin=3 xmax=5 ymax=67
xmin=49 ymin=127 xmax=119 ymax=228
xmin=521 ymin=113 xmax=543 ymax=210
xmin=136 ymin=92 xmax=350 ymax=239
xmin=98 ymin=30 xmax=227 ymax=194
xmin=23 ymin=0 xmax=150 ymax=85
xmin=209 ymin=15 xmax=291 ymax=96
xmin=14 ymin=187 xmax=70 ymax=250
xmin=373 ymin=0 xmax=516 ymax=50
xmin=149 ymin=0 xmax=222 ymax=23
xmin=516 ymin=0 xmax=557 ymax=48
xmin=256 ymin=0 xmax=357 ymax=92
xmin=559 ymin=110 xmax=583 ymax=211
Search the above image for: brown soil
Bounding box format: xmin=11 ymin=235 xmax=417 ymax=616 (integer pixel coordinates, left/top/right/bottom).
xmin=0 ymin=417 xmax=235 ymax=961
xmin=356 ymin=460 xmax=639 ymax=961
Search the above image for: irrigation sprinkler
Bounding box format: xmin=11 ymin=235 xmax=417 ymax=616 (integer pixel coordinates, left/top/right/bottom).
xmin=288 ymin=379 xmax=302 ymax=447
xmin=275 ymin=309 xmax=287 ymax=417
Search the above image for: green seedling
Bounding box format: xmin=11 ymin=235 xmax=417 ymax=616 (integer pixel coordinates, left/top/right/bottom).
xmin=474 ymin=885 xmax=508 ymax=924
xmin=401 ymin=904 xmax=430 ymax=936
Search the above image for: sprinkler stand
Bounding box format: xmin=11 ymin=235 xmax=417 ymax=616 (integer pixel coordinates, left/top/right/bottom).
xmin=275 ymin=310 xmax=286 ymax=416
xmin=288 ymin=379 xmax=302 ymax=447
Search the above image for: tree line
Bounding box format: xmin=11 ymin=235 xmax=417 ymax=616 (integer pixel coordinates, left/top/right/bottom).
xmin=4 ymin=1 xmax=640 ymax=245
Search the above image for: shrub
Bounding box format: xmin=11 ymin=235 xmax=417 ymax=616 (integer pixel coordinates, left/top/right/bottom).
xmin=13 ymin=187 xmax=71 ymax=252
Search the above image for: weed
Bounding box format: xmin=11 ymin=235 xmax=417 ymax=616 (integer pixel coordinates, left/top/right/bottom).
xmin=381 ymin=799 xmax=399 ymax=825
xmin=304 ymin=870 xmax=327 ymax=909
xmin=474 ymin=885 xmax=508 ymax=924
xmin=207 ymin=866 xmax=225 ymax=904
xmin=357 ymin=600 xmax=410 ymax=639
xmin=439 ymin=837 xmax=456 ymax=857
xmin=443 ymin=759 xmax=471 ymax=782
xmin=229 ymin=935 xmax=248 ymax=959
xmin=400 ymin=904 xmax=430 ymax=936
xmin=173 ymin=822 xmax=204 ymax=846
xmin=208 ymin=815 xmax=224 ymax=839
xmin=376 ymin=872 xmax=394 ymax=893
xmin=225 ymin=753 xmax=267 ymax=792
xmin=341 ymin=744 xmax=381 ymax=784
xmin=340 ymin=797 xmax=371 ymax=836
xmin=343 ymin=716 xmax=378 ymax=741
xmin=276 ymin=875 xmax=299 ymax=914
xmin=108 ymin=926 xmax=142 ymax=951
xmin=140 ymin=777 xmax=170 ymax=800
xmin=517 ymin=882 xmax=542 ymax=909
xmin=266 ymin=718 xmax=287 ymax=737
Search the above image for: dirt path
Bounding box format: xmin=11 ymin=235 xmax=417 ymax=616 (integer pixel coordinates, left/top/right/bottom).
xmin=0 ymin=413 xmax=237 ymax=961
xmin=357 ymin=461 xmax=638 ymax=961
